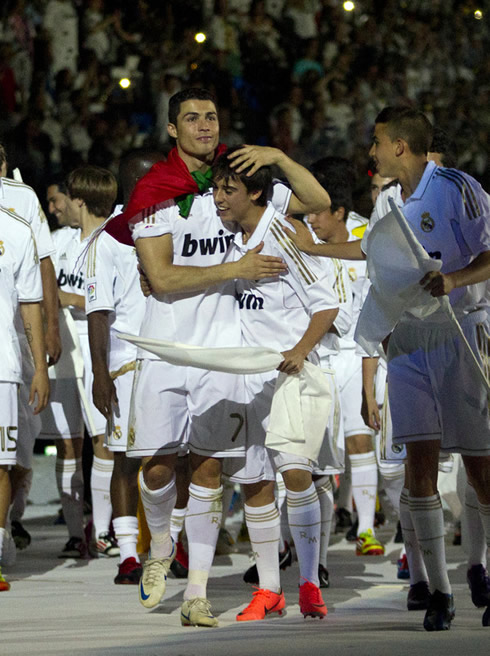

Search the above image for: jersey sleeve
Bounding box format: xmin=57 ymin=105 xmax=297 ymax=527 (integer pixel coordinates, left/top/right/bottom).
xmin=85 ymin=235 xmax=116 ymax=314
xmin=449 ymin=172 xmax=490 ymax=257
xmin=130 ymin=200 xmax=176 ymax=241
xmin=328 ymin=258 xmax=353 ymax=338
xmin=16 ymin=227 xmax=43 ymax=303
xmin=269 ymin=181 xmax=292 ymax=215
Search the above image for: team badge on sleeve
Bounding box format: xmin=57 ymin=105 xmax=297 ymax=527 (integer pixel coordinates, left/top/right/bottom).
xmin=420 ymin=212 xmax=435 ymax=232
xmin=87 ymin=283 xmax=97 ymax=302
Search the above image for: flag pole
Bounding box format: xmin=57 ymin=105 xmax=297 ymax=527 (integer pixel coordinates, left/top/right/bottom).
xmin=388 ymin=198 xmax=490 ymax=394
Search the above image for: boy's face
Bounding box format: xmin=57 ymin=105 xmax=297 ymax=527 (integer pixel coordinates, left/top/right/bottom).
xmin=369 ymin=122 xmax=398 ymax=178
xmin=168 ymin=99 xmax=219 ymax=161
xmin=370 ymin=173 xmax=394 ymax=206
xmin=307 ymin=207 xmax=341 ymax=242
xmin=212 ymin=175 xmax=258 ymax=224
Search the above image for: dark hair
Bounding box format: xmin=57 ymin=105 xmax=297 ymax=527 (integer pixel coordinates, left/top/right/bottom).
xmin=0 ymin=142 xmax=6 ymax=169
xmin=310 ymin=157 xmax=354 ymax=217
xmin=429 ymin=127 xmax=458 ymax=168
xmin=47 ymin=176 xmax=68 ymax=195
xmin=375 ymin=106 xmax=433 ymax=156
xmin=168 ymin=88 xmax=217 ymax=125
xmin=212 ymin=145 xmax=272 ymax=207
xmin=66 ymin=165 xmax=117 ymax=218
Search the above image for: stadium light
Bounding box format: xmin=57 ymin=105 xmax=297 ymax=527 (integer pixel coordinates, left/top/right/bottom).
xmin=195 ymin=32 xmax=207 ymax=43
xmin=474 ymin=9 xmax=483 ymax=19
xmin=119 ymin=77 xmax=131 ymax=89
xmin=343 ymin=1 xmax=355 ymax=11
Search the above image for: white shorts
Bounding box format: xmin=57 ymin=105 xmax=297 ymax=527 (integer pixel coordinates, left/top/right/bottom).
xmin=127 ymin=359 xmax=246 ymax=459
xmin=106 ymin=368 xmax=135 ymax=452
xmin=39 ymin=378 xmax=84 ymax=440
xmin=17 ymin=352 xmax=42 ymax=469
xmin=0 ymin=383 xmax=19 ymax=466
xmin=332 ymin=349 xmax=374 ymax=439
xmin=388 ymin=317 xmax=490 ymax=456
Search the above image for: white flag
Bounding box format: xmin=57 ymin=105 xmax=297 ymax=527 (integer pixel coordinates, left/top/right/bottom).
xmin=354 ymin=201 xmax=441 ymax=355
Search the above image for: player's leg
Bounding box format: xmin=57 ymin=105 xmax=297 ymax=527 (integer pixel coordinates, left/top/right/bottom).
xmin=313 ymin=474 xmax=334 ymax=588
xmin=169 ymin=454 xmax=190 ymax=578
xmin=90 ymin=433 xmax=116 ymax=556
xmin=0 ymin=383 xmax=19 ymax=590
xmin=55 ymin=436 xmax=86 ymax=557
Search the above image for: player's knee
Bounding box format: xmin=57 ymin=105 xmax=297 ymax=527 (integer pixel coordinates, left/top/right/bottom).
xmin=190 ymin=454 xmax=222 ymax=488
xmin=282 ymin=468 xmax=312 ymax=492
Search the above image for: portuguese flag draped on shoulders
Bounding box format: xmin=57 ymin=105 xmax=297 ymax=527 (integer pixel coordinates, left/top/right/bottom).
xmin=105 ymin=143 xmax=228 ymax=245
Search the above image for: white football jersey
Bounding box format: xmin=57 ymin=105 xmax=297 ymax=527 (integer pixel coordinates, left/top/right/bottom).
xmin=363 ymin=161 xmax=490 ymax=320
xmin=131 ymin=182 xmax=291 ymax=351
xmin=0 ymin=208 xmax=43 ymax=383
xmin=0 ymin=177 xmax=54 ymax=260
xmin=231 ymin=203 xmax=339 ymax=355
xmin=85 ymin=207 xmax=146 ymax=370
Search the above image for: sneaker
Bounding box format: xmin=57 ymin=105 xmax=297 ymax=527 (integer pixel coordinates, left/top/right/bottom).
xmin=215 ymin=527 xmax=237 ymax=555
xmin=236 ymin=588 xmax=286 ymax=621
xmin=423 ymin=589 xmax=455 ymax=631
xmin=334 ymin=507 xmax=352 ymax=533
xmin=0 ymin=566 xmax=10 ymax=592
xmin=114 ymin=557 xmax=142 ymax=585
xmin=91 ymin=532 xmax=120 ymax=558
xmin=170 ymin=540 xmax=188 ymax=579
xmin=397 ymin=554 xmax=410 ymax=580
xmin=58 ymin=537 xmax=87 ymax=559
xmin=394 ymin=520 xmax=403 ymax=544
xmin=243 ymin=542 xmax=293 ymax=585
xmin=11 ymin=520 xmax=31 ymax=550
xmin=345 ymin=519 xmax=358 ymax=542
xmin=467 ymin=564 xmax=490 ymax=608
xmin=139 ymin=545 xmax=175 ymax=608
xmin=181 ymin=597 xmax=218 ymax=627
xmin=407 ymin=581 xmax=430 ymax=611
xmin=318 ymin=564 xmax=329 ymax=589
xmin=356 ymin=529 xmax=385 ymax=556
xmin=299 ymin=581 xmax=327 ymax=618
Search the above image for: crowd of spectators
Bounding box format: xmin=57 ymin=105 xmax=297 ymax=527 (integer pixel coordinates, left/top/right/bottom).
xmin=0 ymin=0 xmax=488 ymax=213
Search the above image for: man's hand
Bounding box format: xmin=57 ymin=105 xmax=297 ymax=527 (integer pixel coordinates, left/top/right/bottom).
xmin=420 ymin=270 xmax=456 ymax=297
xmin=277 ymin=347 xmax=307 ymax=375
xmin=234 ymin=242 xmax=287 ymax=280
xmin=228 ymin=145 xmax=282 ymax=175
xmin=138 ymin=263 xmax=152 ymax=297
xmin=283 ymin=218 xmax=316 ymax=254
xmin=45 ymin=326 xmax=62 ymax=366
xmin=361 ymin=388 xmax=381 ymax=431
xmin=29 ymin=369 xmax=50 ymax=414
xmin=93 ymin=368 xmax=118 ymax=420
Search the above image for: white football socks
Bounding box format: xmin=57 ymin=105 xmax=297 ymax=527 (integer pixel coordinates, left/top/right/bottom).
xmin=56 ymin=457 xmax=84 ymax=539
xmin=245 ymin=501 xmax=281 ymax=593
xmin=315 ymin=476 xmax=334 ymax=569
xmin=286 ymin=483 xmax=321 ymax=586
xmin=139 ymin=470 xmax=176 ymax=559
xmin=350 ymin=451 xmax=377 ymax=535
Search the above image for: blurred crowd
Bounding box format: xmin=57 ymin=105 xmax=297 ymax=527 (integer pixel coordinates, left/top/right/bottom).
xmin=0 ymin=0 xmax=488 ymax=211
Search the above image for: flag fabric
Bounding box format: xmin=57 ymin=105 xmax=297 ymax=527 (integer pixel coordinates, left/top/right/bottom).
xmin=104 ymin=144 xmax=227 ymax=245
xmin=354 ymin=200 xmax=442 ymax=355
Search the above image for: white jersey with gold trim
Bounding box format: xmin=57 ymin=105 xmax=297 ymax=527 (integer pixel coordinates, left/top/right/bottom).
xmin=85 ymin=207 xmax=146 ymax=371
xmin=0 ymin=177 xmax=54 ymax=260
xmin=0 ymin=208 xmax=42 ymax=383
xmin=130 ymin=182 xmax=291 ymax=350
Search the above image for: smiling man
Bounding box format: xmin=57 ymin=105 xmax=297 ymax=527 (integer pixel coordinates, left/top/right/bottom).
xmin=285 ymin=105 xmax=490 ymax=631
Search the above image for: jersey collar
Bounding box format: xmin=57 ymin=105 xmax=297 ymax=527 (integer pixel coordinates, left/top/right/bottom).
xmin=403 ymin=160 xmax=437 ymax=205
xmin=233 ymin=202 xmax=277 ymax=251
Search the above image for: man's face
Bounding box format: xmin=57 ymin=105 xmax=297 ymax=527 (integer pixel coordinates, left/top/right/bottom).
xmin=307 ymin=207 xmax=341 ymax=242
xmin=369 ymin=123 xmax=398 ymax=178
xmin=168 ymin=99 xmax=219 ymax=161
xmin=46 ymin=184 xmax=77 ymax=226
xmin=212 ymin=175 xmax=257 ymax=224
xmin=370 ymin=173 xmax=395 ymax=206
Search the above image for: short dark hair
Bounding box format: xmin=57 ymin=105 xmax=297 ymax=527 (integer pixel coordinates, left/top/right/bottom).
xmin=429 ymin=127 xmax=458 ymax=168
xmin=212 ymin=145 xmax=272 ymax=207
xmin=375 ymin=106 xmax=433 ymax=156
xmin=168 ymin=88 xmax=217 ymax=125
xmin=66 ymin=165 xmax=117 ymax=218
xmin=47 ymin=176 xmax=68 ymax=195
xmin=310 ymin=157 xmax=354 ymax=217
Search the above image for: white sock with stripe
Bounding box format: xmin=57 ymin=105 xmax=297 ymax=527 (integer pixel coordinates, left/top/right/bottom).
xmin=409 ymin=493 xmax=451 ymax=594
xmin=112 ymin=515 xmax=139 ymax=563
xmin=170 ymin=506 xmax=187 ymax=544
xmin=464 ymin=481 xmax=487 ymax=567
xmin=139 ymin=470 xmax=176 ymax=559
xmin=314 ymin=476 xmax=334 ymax=569
xmin=90 ymin=456 xmax=114 ymax=538
xmin=56 ymin=457 xmax=84 ymax=539
xmin=245 ymin=501 xmax=281 ymax=593
xmin=350 ymin=451 xmax=377 ymax=535
xmin=399 ymin=488 xmax=428 ymax=585
xmin=184 ymin=484 xmax=222 ymax=600
xmin=287 ymin=483 xmax=321 ymax=586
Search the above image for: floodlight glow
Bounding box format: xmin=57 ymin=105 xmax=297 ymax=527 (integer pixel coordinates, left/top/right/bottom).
xmin=343 ymin=1 xmax=355 ymax=11
xmin=195 ymin=32 xmax=207 ymax=43
xmin=119 ymin=77 xmax=131 ymax=89
xmin=474 ymin=9 xmax=483 ymax=19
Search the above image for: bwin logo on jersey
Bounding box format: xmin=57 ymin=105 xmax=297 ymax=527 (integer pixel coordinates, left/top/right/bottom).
xmin=181 ymin=230 xmax=234 ymax=257
xmin=237 ymin=292 xmax=264 ymax=310
xmin=57 ymin=268 xmax=84 ymax=289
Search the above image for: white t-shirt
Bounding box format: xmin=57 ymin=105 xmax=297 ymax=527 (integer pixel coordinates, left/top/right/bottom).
xmin=0 ymin=208 xmax=43 ymax=383
xmin=0 ymin=177 xmax=55 ymax=260
xmin=231 ymin=203 xmax=339 ymax=356
xmin=362 ymin=161 xmax=490 ymax=321
xmin=85 ymin=207 xmax=146 ymax=370
xmin=131 ymin=182 xmax=291 ymax=352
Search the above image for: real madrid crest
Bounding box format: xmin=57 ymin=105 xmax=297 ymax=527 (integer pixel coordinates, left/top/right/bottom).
xmin=420 ymin=211 xmax=435 ymax=232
